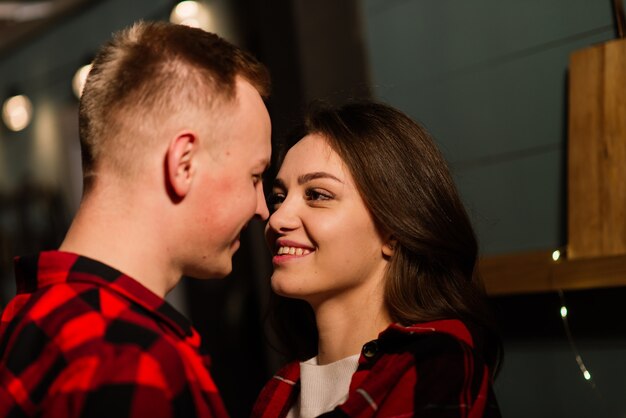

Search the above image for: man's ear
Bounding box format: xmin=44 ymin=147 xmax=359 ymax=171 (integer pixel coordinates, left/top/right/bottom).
xmin=382 ymin=238 xmax=397 ymax=258
xmin=166 ymin=131 xmax=197 ymax=199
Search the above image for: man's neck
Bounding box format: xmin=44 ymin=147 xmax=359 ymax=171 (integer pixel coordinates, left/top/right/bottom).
xmin=60 ymin=197 xmax=179 ymax=298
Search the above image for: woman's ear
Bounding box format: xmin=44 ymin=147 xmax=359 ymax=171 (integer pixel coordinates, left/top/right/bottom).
xmin=382 ymin=238 xmax=397 ymax=257
xmin=166 ymin=131 xmax=197 ymax=199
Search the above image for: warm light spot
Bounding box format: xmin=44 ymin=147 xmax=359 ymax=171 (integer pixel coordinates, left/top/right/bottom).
xmin=2 ymin=95 xmax=33 ymax=132
xmin=170 ymin=1 xmax=212 ymax=30
xmin=560 ymin=306 xmax=568 ymax=318
xmin=552 ymin=250 xmax=561 ymax=261
xmin=172 ymin=0 xmax=199 ymax=20
xmin=72 ymin=63 xmax=92 ymax=98
xmin=583 ymin=370 xmax=591 ymax=380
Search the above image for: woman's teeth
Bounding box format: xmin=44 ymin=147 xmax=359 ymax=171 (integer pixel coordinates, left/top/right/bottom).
xmin=277 ymin=246 xmax=311 ymax=256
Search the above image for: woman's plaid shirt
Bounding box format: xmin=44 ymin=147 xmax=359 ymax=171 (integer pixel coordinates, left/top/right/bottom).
xmin=253 ymin=319 xmax=501 ymax=418
xmin=0 ymin=251 xmax=229 ymax=418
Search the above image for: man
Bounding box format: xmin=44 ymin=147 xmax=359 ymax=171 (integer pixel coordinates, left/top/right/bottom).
xmin=0 ymin=21 xmax=271 ymax=417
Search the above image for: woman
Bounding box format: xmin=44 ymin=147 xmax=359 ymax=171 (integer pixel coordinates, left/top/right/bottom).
xmin=253 ymin=101 xmax=502 ymax=418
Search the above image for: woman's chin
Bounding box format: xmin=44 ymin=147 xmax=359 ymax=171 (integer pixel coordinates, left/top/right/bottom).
xmin=271 ymin=278 xmax=308 ymax=300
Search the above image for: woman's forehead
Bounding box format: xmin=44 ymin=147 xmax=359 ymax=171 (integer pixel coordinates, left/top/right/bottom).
xmin=281 ymin=135 xmax=346 ymax=173
xmin=274 ymin=135 xmax=360 ymax=191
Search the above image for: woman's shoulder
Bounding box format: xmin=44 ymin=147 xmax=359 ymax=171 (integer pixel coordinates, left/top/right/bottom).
xmin=352 ymin=319 xmax=490 ymax=393
xmin=373 ymin=318 xmax=494 ymax=379
xmin=341 ymin=319 xmax=501 ymax=417
xmin=379 ymin=319 xmax=480 ymax=352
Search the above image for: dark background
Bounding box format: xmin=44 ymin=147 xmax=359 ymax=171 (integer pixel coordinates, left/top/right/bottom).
xmin=0 ymin=1 xmax=624 ymax=417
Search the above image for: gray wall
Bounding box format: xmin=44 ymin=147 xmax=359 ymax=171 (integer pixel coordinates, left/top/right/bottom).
xmin=363 ymin=0 xmax=614 ymax=255
xmin=362 ymin=1 xmax=624 ymax=417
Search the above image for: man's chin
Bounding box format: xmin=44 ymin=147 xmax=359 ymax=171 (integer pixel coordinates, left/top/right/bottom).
xmin=186 ymin=263 xmax=233 ymax=280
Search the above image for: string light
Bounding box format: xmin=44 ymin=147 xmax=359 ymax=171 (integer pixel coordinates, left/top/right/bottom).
xmin=552 ymin=249 xmax=561 ymax=261
xmin=558 ymin=290 xmax=595 ymax=388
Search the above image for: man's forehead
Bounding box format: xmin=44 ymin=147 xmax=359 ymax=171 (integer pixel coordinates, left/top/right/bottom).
xmin=258 ymin=155 xmax=271 ymax=170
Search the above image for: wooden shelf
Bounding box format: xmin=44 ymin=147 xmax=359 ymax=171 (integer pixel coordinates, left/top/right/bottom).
xmin=479 ymin=41 xmax=626 ymax=297
xmin=479 ymin=250 xmax=626 ymax=296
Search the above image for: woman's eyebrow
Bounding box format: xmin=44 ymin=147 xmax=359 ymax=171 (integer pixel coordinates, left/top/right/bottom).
xmin=297 ymin=172 xmax=343 ymax=185
xmin=273 ymin=172 xmax=344 ymax=188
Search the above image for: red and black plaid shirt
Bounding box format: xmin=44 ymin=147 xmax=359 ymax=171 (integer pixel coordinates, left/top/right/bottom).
xmin=253 ymin=319 xmax=501 ymax=418
xmin=0 ymin=251 xmax=229 ymax=418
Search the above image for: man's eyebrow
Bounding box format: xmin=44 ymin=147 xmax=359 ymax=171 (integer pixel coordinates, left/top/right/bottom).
xmin=257 ymin=158 xmax=270 ymax=170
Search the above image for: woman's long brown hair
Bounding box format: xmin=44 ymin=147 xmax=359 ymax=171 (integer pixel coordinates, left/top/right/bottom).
xmin=268 ymin=101 xmax=501 ymax=376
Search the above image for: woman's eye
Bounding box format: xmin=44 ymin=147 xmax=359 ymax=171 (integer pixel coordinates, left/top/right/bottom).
xmin=305 ymin=189 xmax=333 ymax=201
xmin=252 ymin=174 xmax=263 ymax=185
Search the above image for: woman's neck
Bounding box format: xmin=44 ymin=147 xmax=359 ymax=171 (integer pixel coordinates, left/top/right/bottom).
xmin=312 ymin=288 xmax=391 ymax=365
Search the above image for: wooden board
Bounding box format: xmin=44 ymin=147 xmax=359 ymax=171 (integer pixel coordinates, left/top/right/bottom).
xmin=478 ymin=250 xmax=554 ymax=295
xmin=480 ymin=250 xmax=626 ymax=296
xmin=568 ymin=38 xmax=626 ymax=259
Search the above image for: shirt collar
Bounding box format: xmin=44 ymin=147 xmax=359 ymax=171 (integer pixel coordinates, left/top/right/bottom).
xmin=381 ymin=319 xmax=475 ymax=348
xmin=14 ymin=250 xmax=194 ymax=340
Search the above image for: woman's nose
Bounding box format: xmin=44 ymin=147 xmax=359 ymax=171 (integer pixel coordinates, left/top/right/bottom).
xmin=267 ymin=198 xmax=300 ymax=232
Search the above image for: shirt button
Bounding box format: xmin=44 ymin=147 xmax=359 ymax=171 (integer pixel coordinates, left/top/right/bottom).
xmin=362 ymin=340 xmax=378 ymax=359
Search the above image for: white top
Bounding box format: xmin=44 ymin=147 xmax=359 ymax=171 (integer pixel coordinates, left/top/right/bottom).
xmin=287 ymin=354 xmax=360 ymax=418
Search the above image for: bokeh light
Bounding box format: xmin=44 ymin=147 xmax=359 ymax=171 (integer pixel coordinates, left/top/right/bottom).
xmin=2 ymin=95 xmax=33 ymax=132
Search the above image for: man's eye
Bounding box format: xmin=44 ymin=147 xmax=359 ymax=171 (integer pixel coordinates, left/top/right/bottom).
xmin=252 ymin=174 xmax=263 ymax=185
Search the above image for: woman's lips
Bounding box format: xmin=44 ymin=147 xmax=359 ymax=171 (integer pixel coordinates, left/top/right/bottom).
xmin=277 ymin=246 xmax=311 ymax=256
xmin=273 ymin=240 xmax=315 ymax=264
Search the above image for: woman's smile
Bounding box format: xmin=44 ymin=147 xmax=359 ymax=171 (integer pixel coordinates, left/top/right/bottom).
xmin=265 ymin=134 xmax=389 ymax=302
xmin=273 ymin=239 xmax=315 ymax=264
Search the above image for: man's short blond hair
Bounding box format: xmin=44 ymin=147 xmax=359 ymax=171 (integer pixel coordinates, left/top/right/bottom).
xmin=78 ymin=21 xmax=270 ymax=190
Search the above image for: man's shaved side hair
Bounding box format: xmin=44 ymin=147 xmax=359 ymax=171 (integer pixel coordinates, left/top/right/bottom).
xmin=79 ymin=21 xmax=270 ymax=190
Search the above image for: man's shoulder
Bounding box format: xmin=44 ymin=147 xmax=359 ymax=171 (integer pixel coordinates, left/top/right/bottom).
xmin=0 ymin=281 xmax=213 ymax=417
xmin=1 ymin=280 xmax=184 ymax=361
